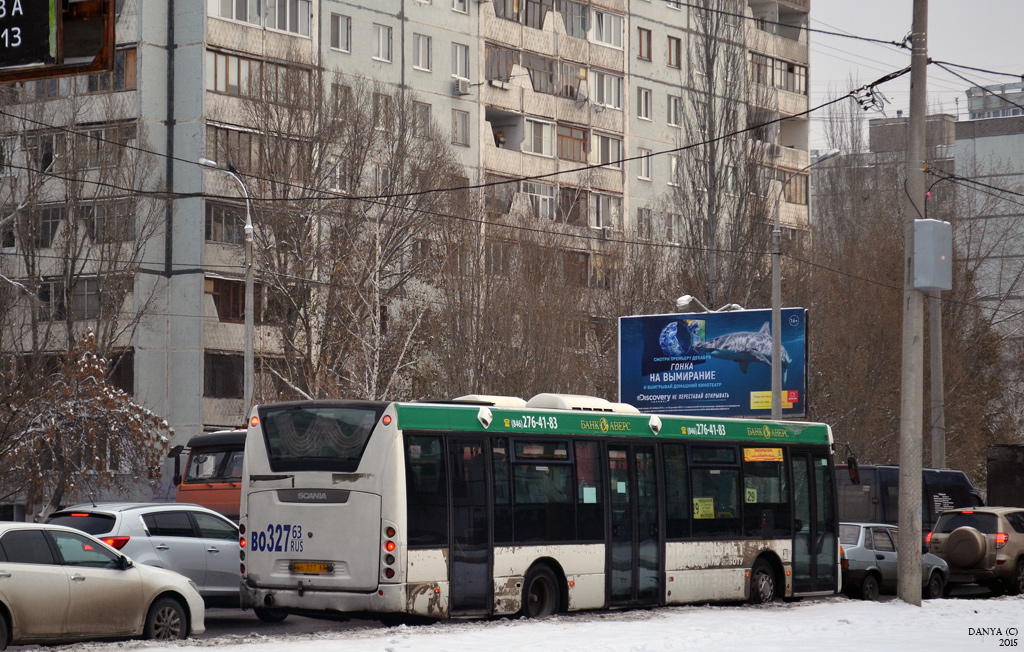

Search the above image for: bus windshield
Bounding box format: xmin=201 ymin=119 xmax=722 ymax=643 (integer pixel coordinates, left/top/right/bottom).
xmin=259 ymin=403 xmax=384 ymax=473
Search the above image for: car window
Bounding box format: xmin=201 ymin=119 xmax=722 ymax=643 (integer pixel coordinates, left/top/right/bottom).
xmin=47 ymin=512 xmax=117 ymax=535
xmin=839 ymin=524 xmax=860 ymax=546
xmin=934 ymin=512 xmax=999 ymax=534
xmin=1005 ymin=511 xmax=1024 ymax=534
xmin=51 ymin=531 xmax=120 ymax=569
xmin=142 ymin=511 xmax=196 ymax=537
xmin=871 ymin=528 xmax=895 ymax=552
xmin=194 ymin=512 xmax=238 ymax=540
xmin=0 ymin=530 xmax=57 ymax=564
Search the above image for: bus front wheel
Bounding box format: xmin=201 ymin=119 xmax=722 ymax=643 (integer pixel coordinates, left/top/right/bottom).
xmin=749 ymin=560 xmax=777 ymax=604
xmin=521 ymin=566 xmax=558 ymax=619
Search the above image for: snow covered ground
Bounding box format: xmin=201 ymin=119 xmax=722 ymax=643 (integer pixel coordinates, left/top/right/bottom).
xmin=56 ymin=595 xmax=1024 ymax=652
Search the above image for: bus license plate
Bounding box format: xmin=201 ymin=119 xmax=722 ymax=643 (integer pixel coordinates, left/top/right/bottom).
xmin=291 ymin=562 xmax=332 ymax=574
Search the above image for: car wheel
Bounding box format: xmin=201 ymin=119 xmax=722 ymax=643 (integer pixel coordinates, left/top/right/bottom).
xmin=0 ymin=612 xmax=9 ymax=652
xmin=859 ymin=574 xmax=880 ymax=601
xmin=144 ymin=597 xmax=187 ymax=640
xmin=520 ymin=565 xmax=558 ymax=619
xmin=749 ymin=560 xmax=777 ymax=604
xmin=945 ymin=527 xmax=987 ymax=568
xmin=1008 ymin=559 xmax=1024 ymax=597
xmin=924 ymin=572 xmax=945 ymax=600
xmin=254 ymin=608 xmax=289 ymax=623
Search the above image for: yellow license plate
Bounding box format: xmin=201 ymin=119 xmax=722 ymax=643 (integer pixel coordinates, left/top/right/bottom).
xmin=291 ymin=562 xmax=332 ymax=574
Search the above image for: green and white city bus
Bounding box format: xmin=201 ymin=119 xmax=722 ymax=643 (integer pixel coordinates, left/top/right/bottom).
xmin=238 ymin=394 xmax=838 ymax=620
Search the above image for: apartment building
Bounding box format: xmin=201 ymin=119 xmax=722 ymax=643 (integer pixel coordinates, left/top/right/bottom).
xmin=0 ymin=0 xmax=811 ymax=496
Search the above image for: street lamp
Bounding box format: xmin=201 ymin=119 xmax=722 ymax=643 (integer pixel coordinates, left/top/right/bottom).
xmin=771 ymin=147 xmax=840 ymax=418
xmin=199 ymin=157 xmax=255 ymax=416
xmin=676 ymin=295 xmax=746 ymax=313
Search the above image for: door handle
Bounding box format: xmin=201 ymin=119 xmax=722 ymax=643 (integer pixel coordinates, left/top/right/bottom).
xmin=155 ymin=544 xmax=170 ymax=551
xmin=207 ymin=547 xmax=220 ymax=554
xmin=0 ymin=571 xmax=10 ymax=579
xmin=876 ymin=554 xmax=885 ymax=560
xmin=71 ymin=574 xmax=86 ymax=582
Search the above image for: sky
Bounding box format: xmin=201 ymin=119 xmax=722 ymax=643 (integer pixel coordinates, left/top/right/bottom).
xmin=54 ymin=595 xmax=1024 ymax=652
xmin=808 ymin=1 xmax=1024 ymax=148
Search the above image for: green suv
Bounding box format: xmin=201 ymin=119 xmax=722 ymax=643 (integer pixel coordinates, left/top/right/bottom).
xmin=926 ymin=507 xmax=1024 ymax=595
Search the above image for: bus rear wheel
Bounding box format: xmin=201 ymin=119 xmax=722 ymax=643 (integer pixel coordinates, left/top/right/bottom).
xmin=521 ymin=566 xmax=558 ymax=619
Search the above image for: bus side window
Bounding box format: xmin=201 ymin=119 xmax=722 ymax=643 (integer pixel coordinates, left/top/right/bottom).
xmin=493 ymin=438 xmax=513 ymax=544
xmin=575 ymin=441 xmax=603 ymax=541
xmin=404 ymin=434 xmax=449 ymax=547
xmin=741 ymin=449 xmax=791 ymax=538
xmin=663 ymin=444 xmax=689 ymax=539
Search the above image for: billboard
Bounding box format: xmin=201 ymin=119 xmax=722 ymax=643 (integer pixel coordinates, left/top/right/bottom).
xmin=618 ymin=308 xmax=807 ymax=418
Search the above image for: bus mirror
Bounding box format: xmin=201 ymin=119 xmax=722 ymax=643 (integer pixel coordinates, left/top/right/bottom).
xmin=847 ymin=456 xmax=860 ymax=485
xmin=168 ymin=445 xmax=184 ymax=458
xmin=476 ymin=407 xmax=493 ymax=429
xmin=173 ymin=473 xmax=182 ymax=486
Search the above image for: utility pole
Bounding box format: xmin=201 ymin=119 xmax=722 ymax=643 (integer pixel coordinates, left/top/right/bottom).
xmin=930 ymin=290 xmax=946 ymax=468
xmin=898 ymin=0 xmax=928 ymax=607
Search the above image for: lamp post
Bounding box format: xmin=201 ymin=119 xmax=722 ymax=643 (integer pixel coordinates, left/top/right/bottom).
xmin=676 ymin=295 xmax=745 ymax=313
xmin=199 ymin=158 xmax=255 ymax=416
xmin=771 ymin=147 xmax=840 ymax=418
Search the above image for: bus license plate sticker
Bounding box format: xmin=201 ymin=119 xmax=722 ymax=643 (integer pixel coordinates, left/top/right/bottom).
xmin=291 ymin=562 xmax=333 ymax=574
xmin=251 ymin=524 xmax=304 ymax=553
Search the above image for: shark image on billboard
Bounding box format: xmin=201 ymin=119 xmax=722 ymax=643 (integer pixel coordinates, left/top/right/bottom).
xmin=619 ymin=308 xmax=806 ymax=418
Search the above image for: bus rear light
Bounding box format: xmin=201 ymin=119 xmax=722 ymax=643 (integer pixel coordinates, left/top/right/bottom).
xmin=240 ymin=536 xmax=247 ymax=549
xmin=386 ymin=527 xmax=396 ymax=538
xmin=240 ymin=563 xmax=246 ymax=575
xmin=382 ymin=415 xmax=392 ymax=426
xmin=384 ymin=568 xmax=395 ymax=579
xmin=385 ymin=554 xmax=395 ymax=565
xmin=239 ymin=523 xmax=246 ymax=535
xmin=240 ymin=550 xmax=245 ymax=561
xmin=250 ymin=416 xmax=260 ymax=428
xmin=102 ymin=536 xmax=130 ymax=550
xmin=385 ymin=540 xmax=396 ymax=552
xmin=996 ymin=533 xmax=1008 ymax=549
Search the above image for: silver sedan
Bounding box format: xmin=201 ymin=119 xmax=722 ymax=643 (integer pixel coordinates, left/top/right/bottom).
xmin=840 ymin=522 xmax=949 ymax=600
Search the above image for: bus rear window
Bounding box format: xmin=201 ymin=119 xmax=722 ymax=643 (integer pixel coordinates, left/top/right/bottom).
xmin=260 ymin=405 xmax=383 ymax=472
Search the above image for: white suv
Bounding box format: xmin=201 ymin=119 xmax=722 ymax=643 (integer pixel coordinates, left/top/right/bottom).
xmin=48 ymin=503 xmax=240 ymax=608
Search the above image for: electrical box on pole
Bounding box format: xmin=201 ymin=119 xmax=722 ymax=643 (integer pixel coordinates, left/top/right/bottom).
xmin=0 ymin=0 xmax=113 ymax=84
xmin=913 ymin=218 xmax=953 ymax=291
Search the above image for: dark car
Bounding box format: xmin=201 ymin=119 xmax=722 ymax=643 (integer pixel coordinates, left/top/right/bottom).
xmin=839 ymin=522 xmax=949 ymax=600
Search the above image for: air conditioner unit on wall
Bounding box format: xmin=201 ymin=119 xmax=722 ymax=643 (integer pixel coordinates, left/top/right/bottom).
xmin=454 ymin=79 xmax=471 ymax=96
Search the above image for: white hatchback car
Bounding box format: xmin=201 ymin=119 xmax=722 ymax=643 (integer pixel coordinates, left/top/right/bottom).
xmin=0 ymin=522 xmax=205 ymax=649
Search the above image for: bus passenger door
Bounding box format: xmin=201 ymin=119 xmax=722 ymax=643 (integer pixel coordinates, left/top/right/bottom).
xmin=790 ymin=450 xmax=838 ymax=595
xmin=607 ymin=444 xmax=660 ymax=607
xmin=448 ymin=436 xmax=492 ymax=616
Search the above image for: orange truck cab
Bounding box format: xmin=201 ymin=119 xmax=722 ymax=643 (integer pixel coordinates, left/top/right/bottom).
xmin=169 ymin=429 xmax=246 ymax=521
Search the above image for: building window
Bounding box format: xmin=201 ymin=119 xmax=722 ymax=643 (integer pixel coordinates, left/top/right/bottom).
xmin=668 ymin=155 xmax=680 ymax=186
xmin=668 ymin=36 xmax=682 ymax=68
xmin=453 ymin=0 xmax=468 ymax=12
xmin=636 ymin=206 xmax=652 ymax=239
xmin=35 ymin=206 xmax=64 ymax=248
xmin=374 ymin=92 xmax=393 ymax=130
xmin=204 ymin=352 xmax=243 ymax=399
xmin=594 ymin=71 xmax=622 ymax=109
xmin=559 ymin=186 xmax=588 ymax=225
xmin=593 ymin=133 xmax=622 ymax=169
xmin=638 ymin=148 xmax=651 ymax=180
xmin=25 ymin=131 xmax=61 ymax=172
xmin=266 ymin=0 xmax=311 ymax=35
xmin=85 ymin=48 xmax=137 ymax=93
xmin=486 ymin=44 xmax=519 ymax=82
xmin=414 ymin=102 xmax=431 ymax=138
xmin=35 ymin=78 xmax=59 ymax=100
xmin=591 ymin=193 xmax=621 ymax=229
xmin=214 ymin=0 xmax=261 ymax=25
xmin=451 ymin=42 xmax=470 ymax=80
xmin=557 ymin=124 xmax=587 ymax=163
xmin=70 ymin=278 xmax=101 ymax=320
xmin=638 ymin=28 xmax=651 ymax=61
xmin=668 ymin=94 xmax=682 ymax=126
xmin=80 ymin=201 xmax=133 ymax=243
xmin=373 ymin=24 xmax=393 ymax=62
xmin=637 ymin=87 xmax=651 ymax=120
xmin=206 ymin=126 xmax=256 ymax=174
xmin=750 ymin=53 xmax=772 ymax=86
xmin=593 ymin=11 xmax=623 ymax=48
xmin=206 ymin=50 xmax=256 ymax=96
xmin=206 ymin=201 xmax=245 ymax=244
xmin=558 ymin=61 xmax=586 ymax=99
xmin=452 ymin=109 xmax=470 ymax=146
xmin=667 ymin=212 xmax=682 ymax=243
xmin=523 ymin=181 xmax=556 ymax=219
xmin=330 ymin=14 xmax=351 ymax=52
xmin=77 ymin=123 xmax=136 ymax=170
xmin=558 ymin=0 xmax=588 ymax=39
xmin=494 ymin=0 xmax=519 ymax=22
xmin=524 ymin=119 xmax=554 ymax=157
xmin=413 ymin=34 xmax=432 ymax=71
xmin=485 ymin=240 xmax=512 ymax=277
xmin=783 ymin=172 xmax=808 ymax=205
xmin=522 ymin=52 xmax=556 ymax=94
xmin=37 ymin=280 xmax=66 ymax=321
xmin=210 ymin=277 xmax=245 ymax=322
xmin=524 ymin=0 xmax=554 ymax=29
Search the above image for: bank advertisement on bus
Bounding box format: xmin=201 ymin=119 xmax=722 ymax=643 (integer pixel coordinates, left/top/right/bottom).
xmin=618 ymin=308 xmax=807 ymax=418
